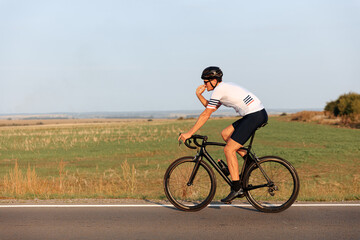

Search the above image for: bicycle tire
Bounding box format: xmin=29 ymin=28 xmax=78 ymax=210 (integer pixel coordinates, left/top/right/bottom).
xmin=243 ymin=156 xmax=300 ymax=213
xmin=164 ymin=156 xmax=216 ymax=212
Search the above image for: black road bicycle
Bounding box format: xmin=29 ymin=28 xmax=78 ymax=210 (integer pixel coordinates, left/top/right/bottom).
xmin=163 ymin=127 xmax=300 ymax=213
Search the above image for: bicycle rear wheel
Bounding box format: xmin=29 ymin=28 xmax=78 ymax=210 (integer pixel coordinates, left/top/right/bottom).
xmin=243 ymin=156 xmax=300 ymax=213
xmin=164 ymin=156 xmax=216 ymax=212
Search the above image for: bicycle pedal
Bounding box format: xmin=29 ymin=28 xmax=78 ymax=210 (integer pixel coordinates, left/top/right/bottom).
xmin=237 ymin=193 xmax=245 ymax=198
xmin=224 ymin=201 xmax=232 ymax=204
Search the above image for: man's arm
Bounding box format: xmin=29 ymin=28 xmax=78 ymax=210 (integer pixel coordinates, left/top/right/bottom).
xmin=178 ymin=107 xmax=217 ymax=141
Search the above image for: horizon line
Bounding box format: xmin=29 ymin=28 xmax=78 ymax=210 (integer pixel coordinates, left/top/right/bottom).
xmin=0 ymin=107 xmax=323 ymax=116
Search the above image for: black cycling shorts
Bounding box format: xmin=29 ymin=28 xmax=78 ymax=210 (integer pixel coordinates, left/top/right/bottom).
xmin=231 ymin=109 xmax=268 ymax=145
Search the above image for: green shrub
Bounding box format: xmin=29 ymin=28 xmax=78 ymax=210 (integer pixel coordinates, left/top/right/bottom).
xmin=325 ymin=92 xmax=360 ymax=123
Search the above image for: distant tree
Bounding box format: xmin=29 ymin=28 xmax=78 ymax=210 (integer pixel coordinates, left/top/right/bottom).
xmin=324 ymin=100 xmax=339 ymax=116
xmin=325 ymin=92 xmax=360 ymax=123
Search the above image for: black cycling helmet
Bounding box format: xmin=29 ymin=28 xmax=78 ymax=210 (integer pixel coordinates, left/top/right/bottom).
xmin=201 ymin=66 xmax=223 ymax=80
xmin=201 ymin=66 xmax=223 ymax=89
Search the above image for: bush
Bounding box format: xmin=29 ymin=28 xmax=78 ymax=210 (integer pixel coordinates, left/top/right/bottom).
xmin=325 ymin=92 xmax=360 ymax=124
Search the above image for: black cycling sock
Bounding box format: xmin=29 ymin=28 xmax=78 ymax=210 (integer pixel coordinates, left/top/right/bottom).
xmin=232 ymin=180 xmax=241 ymax=191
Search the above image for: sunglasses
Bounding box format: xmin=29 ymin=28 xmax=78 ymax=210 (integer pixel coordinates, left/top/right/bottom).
xmin=203 ymin=80 xmax=211 ymax=84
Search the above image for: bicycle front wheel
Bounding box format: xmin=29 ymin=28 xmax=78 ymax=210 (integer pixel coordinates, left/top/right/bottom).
xmin=164 ymin=156 xmax=216 ymax=212
xmin=244 ymin=156 xmax=300 ymax=213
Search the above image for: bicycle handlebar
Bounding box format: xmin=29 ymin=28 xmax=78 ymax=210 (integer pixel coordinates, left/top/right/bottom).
xmin=180 ymin=134 xmax=227 ymax=149
xmin=184 ymin=135 xmax=207 ymax=149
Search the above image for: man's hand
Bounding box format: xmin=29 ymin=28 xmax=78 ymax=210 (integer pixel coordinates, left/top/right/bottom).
xmin=178 ymin=132 xmax=192 ymax=143
xmin=196 ymin=85 xmax=206 ymax=96
xmin=196 ymin=85 xmax=208 ymax=107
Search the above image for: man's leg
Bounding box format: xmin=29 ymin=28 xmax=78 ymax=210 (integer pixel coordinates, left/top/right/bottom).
xmin=221 ymin=138 xmax=244 ymax=203
xmin=221 ymin=124 xmax=234 ymax=142
xmin=224 ymin=138 xmax=242 ymax=181
xmin=221 ymin=125 xmax=247 ymax=157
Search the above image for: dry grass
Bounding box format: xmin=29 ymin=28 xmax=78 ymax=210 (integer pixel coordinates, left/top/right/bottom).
xmin=0 ymin=119 xmax=183 ymax=152
xmin=289 ymin=111 xmax=340 ymax=124
xmin=1 ymin=160 xmax=137 ymax=199
xmin=0 ymin=118 xmax=187 ymax=199
xmin=0 ymin=118 xmax=148 ymax=127
xmin=285 ymin=111 xmax=360 ymax=128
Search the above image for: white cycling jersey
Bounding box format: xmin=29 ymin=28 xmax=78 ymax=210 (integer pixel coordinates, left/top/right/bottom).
xmin=206 ymin=82 xmax=264 ymax=116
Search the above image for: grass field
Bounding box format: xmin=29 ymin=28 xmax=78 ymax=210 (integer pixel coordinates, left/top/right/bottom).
xmin=0 ymin=117 xmax=359 ymax=201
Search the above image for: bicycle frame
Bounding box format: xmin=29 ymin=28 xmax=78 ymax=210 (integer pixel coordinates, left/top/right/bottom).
xmin=186 ymin=131 xmax=274 ymax=190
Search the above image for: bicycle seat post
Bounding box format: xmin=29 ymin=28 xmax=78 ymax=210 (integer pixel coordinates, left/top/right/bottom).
xmin=247 ymin=123 xmax=266 ymax=153
xmin=247 ymin=131 xmax=256 ymax=153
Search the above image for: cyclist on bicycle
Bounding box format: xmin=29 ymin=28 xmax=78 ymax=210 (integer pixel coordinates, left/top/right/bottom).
xmin=178 ymin=66 xmax=268 ymax=203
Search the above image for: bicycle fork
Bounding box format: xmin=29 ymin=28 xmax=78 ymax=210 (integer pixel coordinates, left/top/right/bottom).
xmin=186 ymin=154 xmax=202 ymax=186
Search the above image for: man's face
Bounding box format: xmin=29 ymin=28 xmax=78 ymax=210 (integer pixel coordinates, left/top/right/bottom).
xmin=203 ymin=79 xmax=217 ymax=91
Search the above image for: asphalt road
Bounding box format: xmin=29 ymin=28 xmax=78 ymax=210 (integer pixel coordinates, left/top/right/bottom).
xmin=0 ymin=203 xmax=359 ymax=240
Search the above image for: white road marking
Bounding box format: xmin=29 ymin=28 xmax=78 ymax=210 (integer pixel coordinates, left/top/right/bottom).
xmin=292 ymin=203 xmax=360 ymax=207
xmin=0 ymin=203 xmax=359 ymax=208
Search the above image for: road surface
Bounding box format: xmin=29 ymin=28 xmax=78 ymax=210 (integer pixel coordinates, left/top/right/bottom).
xmin=0 ymin=202 xmax=359 ymax=240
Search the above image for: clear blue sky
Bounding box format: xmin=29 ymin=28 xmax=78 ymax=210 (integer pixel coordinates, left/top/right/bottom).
xmin=1 ymin=0 xmax=359 ymax=114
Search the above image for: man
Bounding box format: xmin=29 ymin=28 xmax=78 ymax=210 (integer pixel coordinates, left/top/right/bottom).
xmin=178 ymin=66 xmax=268 ymax=203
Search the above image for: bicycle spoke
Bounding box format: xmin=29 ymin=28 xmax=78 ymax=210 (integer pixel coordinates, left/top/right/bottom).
xmin=164 ymin=157 xmax=216 ymax=210
xmin=245 ymin=157 xmax=299 ymax=212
